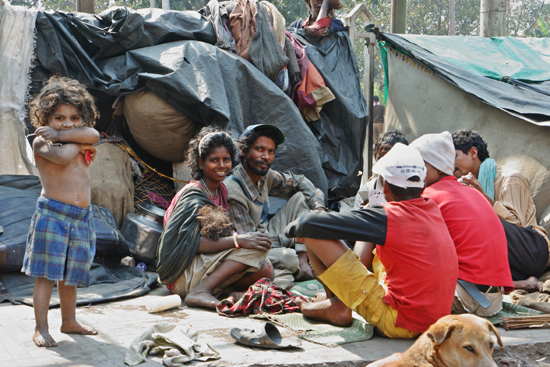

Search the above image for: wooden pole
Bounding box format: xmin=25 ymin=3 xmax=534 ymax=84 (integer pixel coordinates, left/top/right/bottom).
xmin=449 ymin=0 xmax=456 ymax=35
xmin=390 ymin=0 xmax=406 ymax=34
xmin=76 ymin=0 xmax=94 ymax=13
xmin=480 ymin=0 xmax=507 ymax=37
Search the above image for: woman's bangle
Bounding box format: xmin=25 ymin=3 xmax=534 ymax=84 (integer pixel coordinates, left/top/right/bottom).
xmin=233 ymin=232 xmax=240 ymax=249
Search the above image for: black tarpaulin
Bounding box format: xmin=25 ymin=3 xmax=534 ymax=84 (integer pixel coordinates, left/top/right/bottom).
xmin=31 ymin=7 xmax=369 ymax=197
xmin=289 ymin=29 xmax=367 ymax=198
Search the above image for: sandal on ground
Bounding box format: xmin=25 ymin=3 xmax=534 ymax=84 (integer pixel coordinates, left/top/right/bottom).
xmin=230 ymin=322 xmax=302 ymax=349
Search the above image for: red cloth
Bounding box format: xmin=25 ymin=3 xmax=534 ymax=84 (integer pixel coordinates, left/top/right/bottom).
xmin=163 ymin=181 xmax=228 ymax=226
xmin=423 ymin=176 xmax=513 ymax=291
xmin=303 ymin=16 xmax=332 ymax=37
xmin=379 ymin=197 xmax=458 ymax=334
xmin=216 ymin=278 xmax=307 ymax=316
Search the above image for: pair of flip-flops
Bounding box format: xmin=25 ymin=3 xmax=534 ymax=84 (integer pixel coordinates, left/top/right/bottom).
xmin=230 ymin=322 xmax=302 ymax=349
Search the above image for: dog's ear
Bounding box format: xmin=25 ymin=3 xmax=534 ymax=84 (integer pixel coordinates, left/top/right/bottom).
xmin=486 ymin=320 xmax=503 ymax=347
xmin=426 ymin=321 xmax=456 ymax=345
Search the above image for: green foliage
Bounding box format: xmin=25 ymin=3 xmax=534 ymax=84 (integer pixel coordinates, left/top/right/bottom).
xmin=535 ymin=17 xmax=549 ymax=37
xmin=96 ymin=0 xmax=150 ymax=12
xmin=270 ymin=0 xmax=309 ymax=26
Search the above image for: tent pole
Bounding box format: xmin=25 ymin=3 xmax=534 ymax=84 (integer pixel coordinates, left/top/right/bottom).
xmin=344 ymin=4 xmax=377 ymax=182
xmin=365 ymin=31 xmax=375 ymax=179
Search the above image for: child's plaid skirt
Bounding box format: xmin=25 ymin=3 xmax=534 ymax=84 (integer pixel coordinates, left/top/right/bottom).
xmin=22 ymin=196 xmax=95 ymax=287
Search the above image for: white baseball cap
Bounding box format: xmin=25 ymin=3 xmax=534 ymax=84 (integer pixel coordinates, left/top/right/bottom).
xmin=372 ymin=143 xmax=426 ymax=189
xmin=410 ymin=131 xmax=455 ymax=176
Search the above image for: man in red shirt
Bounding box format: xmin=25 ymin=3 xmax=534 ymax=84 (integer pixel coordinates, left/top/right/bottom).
xmin=285 ymin=143 xmax=458 ymax=338
xmin=411 ymin=132 xmax=513 ymax=317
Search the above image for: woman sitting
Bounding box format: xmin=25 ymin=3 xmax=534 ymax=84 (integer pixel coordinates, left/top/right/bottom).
xmin=156 ymin=127 xmax=273 ymax=309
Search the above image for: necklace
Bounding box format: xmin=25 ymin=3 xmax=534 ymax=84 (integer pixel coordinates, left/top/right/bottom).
xmin=200 ymin=179 xmax=218 ymax=199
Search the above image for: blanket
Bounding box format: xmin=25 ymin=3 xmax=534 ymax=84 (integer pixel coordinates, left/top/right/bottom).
xmin=217 ymin=278 xmax=307 ymax=316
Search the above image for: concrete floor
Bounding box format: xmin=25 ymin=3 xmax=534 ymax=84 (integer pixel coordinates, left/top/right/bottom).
xmin=1 ymin=285 xmax=550 ymax=367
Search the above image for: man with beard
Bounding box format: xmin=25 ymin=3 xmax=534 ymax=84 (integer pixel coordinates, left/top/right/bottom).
xmin=225 ymin=124 xmax=326 ymax=284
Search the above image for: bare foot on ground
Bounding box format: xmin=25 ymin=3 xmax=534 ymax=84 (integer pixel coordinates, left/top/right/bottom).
xmin=297 ymin=296 xmax=352 ymax=326
xmin=184 ymin=291 xmax=219 ymax=309
xmin=60 ymin=321 xmax=98 ymax=335
xmin=33 ymin=328 xmax=58 ymax=347
xmin=514 ymin=276 xmax=543 ymax=293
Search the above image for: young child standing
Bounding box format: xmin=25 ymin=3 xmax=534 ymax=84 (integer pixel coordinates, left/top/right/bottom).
xmin=22 ymin=76 xmax=100 ymax=347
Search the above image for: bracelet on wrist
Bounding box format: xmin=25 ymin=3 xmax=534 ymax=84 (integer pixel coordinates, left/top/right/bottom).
xmin=233 ymin=232 xmax=240 ymax=249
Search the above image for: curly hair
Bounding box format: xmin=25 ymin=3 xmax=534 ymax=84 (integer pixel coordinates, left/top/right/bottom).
xmin=186 ymin=126 xmax=238 ymax=180
xmin=29 ymin=75 xmax=99 ymax=128
xmin=196 ymin=205 xmax=233 ymax=241
xmin=238 ymin=127 xmax=280 ymax=163
xmin=451 ymin=129 xmax=490 ymax=162
xmin=375 ymin=130 xmax=408 ymax=160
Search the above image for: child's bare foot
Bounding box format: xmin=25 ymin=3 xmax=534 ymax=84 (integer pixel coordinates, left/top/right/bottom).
xmin=184 ymin=291 xmax=219 ymax=309
xmin=33 ymin=328 xmax=58 ymax=347
xmin=60 ymin=321 xmax=98 ymax=335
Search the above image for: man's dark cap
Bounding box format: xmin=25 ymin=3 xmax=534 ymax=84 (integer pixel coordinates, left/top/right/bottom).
xmin=240 ymin=124 xmax=285 ymax=145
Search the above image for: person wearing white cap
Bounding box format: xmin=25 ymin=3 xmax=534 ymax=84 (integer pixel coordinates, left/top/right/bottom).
xmin=411 ymin=131 xmax=513 ymax=317
xmin=285 ymin=143 xmax=458 ymax=339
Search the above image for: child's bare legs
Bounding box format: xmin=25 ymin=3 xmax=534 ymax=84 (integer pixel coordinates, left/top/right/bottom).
xmin=58 ymin=281 xmax=97 ymax=335
xmin=33 ymin=277 xmax=57 ymax=347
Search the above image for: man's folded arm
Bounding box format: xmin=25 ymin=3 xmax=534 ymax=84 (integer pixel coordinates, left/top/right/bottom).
xmin=285 ymin=206 xmax=387 ymax=244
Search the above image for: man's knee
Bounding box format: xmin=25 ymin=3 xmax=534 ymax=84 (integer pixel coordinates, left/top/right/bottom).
xmin=268 ymin=248 xmax=299 ymax=274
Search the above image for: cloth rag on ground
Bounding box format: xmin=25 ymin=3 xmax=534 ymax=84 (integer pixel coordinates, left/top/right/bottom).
xmin=125 ymin=323 xmax=220 ymax=366
xmin=253 ymin=312 xmax=374 ymax=347
xmin=289 ymin=279 xmax=325 ymax=298
xmin=0 ymin=258 xmax=157 ymax=307
xmin=487 ymin=301 xmax=544 ymax=325
xmin=217 ymin=278 xmax=307 ymax=316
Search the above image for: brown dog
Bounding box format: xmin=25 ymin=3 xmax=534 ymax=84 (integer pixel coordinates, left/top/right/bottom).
xmin=367 ymin=314 xmax=503 ymax=367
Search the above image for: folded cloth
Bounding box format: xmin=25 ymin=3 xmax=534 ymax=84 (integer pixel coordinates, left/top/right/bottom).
xmin=478 ymin=158 xmax=496 ymax=200
xmin=217 ymin=278 xmax=307 ymax=316
xmin=125 ymin=323 xmax=220 ymax=366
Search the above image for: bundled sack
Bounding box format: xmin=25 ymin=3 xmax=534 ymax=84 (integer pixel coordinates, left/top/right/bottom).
xmin=90 ymin=142 xmax=135 ymax=227
xmin=123 ymin=90 xmax=196 ymax=162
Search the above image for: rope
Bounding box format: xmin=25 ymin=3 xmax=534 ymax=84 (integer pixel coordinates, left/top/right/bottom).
xmin=118 ymin=142 xmax=189 ymax=184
